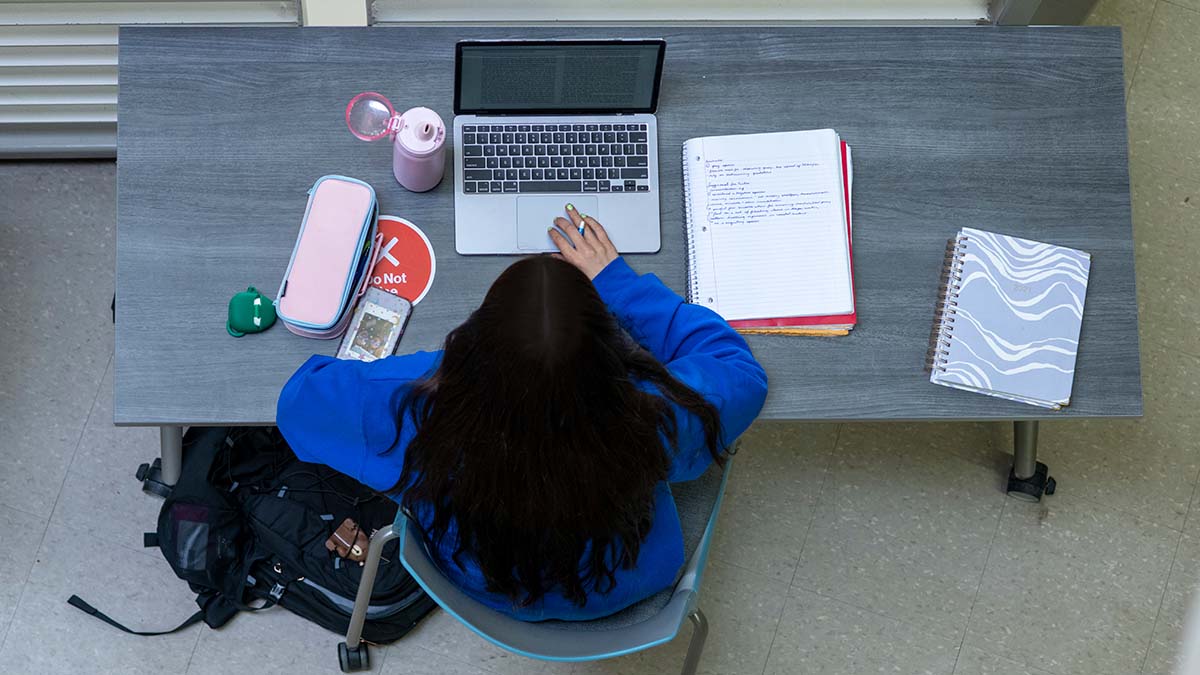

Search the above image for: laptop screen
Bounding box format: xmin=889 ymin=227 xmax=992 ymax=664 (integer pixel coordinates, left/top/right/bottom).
xmin=455 ymin=40 xmax=665 ymax=115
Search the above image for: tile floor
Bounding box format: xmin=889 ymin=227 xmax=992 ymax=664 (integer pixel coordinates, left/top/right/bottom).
xmin=0 ymin=3 xmax=1197 ymax=673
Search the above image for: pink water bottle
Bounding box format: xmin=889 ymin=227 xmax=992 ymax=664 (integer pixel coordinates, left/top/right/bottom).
xmin=344 ymin=92 xmax=446 ymax=193
xmin=391 ymin=107 xmax=446 ymax=193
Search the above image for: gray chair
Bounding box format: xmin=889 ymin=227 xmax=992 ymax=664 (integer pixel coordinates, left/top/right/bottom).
xmin=337 ymin=460 xmax=731 ymax=673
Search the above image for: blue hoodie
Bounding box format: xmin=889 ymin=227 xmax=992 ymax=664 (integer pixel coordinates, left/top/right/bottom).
xmin=276 ymin=257 xmax=767 ymax=621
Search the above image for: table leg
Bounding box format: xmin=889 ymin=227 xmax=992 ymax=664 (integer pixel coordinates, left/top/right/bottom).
xmin=159 ymin=426 xmax=183 ymax=485
xmin=1013 ymin=420 xmax=1038 ymax=479
xmin=136 ymin=425 xmax=183 ymax=498
xmin=1006 ymin=420 xmax=1056 ymax=501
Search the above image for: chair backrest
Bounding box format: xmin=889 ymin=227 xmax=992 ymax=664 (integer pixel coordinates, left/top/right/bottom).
xmin=396 ymin=460 xmax=731 ymax=663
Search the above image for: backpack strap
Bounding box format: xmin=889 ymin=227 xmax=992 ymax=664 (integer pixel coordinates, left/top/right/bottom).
xmin=196 ymin=589 xmax=253 ymax=628
xmin=66 ymin=585 xmax=270 ymax=636
xmin=67 ymin=595 xmax=204 ymax=636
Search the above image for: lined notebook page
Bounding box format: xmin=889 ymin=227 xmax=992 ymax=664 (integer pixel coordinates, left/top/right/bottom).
xmin=684 ymin=129 xmax=853 ymax=321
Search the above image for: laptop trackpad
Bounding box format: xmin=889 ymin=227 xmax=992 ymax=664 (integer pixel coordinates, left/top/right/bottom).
xmin=516 ymin=196 xmax=599 ymax=251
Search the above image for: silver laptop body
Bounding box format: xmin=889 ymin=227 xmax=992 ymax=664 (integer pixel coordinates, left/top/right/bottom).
xmin=452 ymin=39 xmax=665 ymax=255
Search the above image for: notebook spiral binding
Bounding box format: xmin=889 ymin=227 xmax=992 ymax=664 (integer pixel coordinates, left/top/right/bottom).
xmin=682 ymin=144 xmax=702 ymax=304
xmin=925 ymin=233 xmax=970 ymax=373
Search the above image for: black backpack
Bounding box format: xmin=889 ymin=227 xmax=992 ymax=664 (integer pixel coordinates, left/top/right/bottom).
xmin=69 ymin=426 xmax=437 ymax=643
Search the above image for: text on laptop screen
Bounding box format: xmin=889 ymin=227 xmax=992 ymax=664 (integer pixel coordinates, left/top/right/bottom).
xmin=456 ymin=41 xmax=663 ymax=114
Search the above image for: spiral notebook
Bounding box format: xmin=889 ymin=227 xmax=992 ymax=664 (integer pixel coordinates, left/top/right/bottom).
xmin=927 ymin=228 xmax=1091 ymax=410
xmin=682 ymin=129 xmax=856 ymax=334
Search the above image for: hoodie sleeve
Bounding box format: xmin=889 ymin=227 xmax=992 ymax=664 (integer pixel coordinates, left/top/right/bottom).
xmin=591 ymin=258 xmax=768 ymax=481
xmin=275 ymin=351 xmax=440 ymax=491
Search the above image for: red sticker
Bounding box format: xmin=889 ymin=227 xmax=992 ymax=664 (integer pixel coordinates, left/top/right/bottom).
xmin=369 ymin=215 xmax=435 ymax=304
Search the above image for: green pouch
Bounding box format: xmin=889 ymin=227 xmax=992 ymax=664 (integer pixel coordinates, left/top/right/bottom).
xmin=227 ymin=287 xmax=277 ymax=337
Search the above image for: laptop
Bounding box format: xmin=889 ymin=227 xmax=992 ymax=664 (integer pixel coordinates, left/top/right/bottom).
xmin=453 ymin=39 xmax=666 ymax=255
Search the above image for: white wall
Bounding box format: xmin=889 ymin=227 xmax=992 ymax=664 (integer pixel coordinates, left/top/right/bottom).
xmin=371 ymin=0 xmax=990 ymax=24
xmin=0 ymin=0 xmax=992 ymax=157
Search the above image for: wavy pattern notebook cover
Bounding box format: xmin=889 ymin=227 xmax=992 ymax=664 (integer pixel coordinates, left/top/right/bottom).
xmin=927 ymin=228 xmax=1091 ymax=410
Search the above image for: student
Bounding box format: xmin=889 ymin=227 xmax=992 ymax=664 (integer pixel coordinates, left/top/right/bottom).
xmin=277 ymin=206 xmax=767 ymax=621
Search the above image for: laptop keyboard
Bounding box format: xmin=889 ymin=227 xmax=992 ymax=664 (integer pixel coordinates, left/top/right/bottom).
xmin=461 ymin=123 xmax=651 ymax=195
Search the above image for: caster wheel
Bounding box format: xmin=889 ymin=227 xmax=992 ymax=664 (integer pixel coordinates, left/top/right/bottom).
xmin=136 ymin=459 xmax=173 ymax=499
xmin=338 ymin=641 xmax=370 ymax=672
xmin=1007 ymin=461 xmax=1055 ymax=502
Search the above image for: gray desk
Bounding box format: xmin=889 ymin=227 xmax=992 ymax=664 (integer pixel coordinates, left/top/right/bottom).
xmin=117 ymin=26 xmax=1141 ymax=498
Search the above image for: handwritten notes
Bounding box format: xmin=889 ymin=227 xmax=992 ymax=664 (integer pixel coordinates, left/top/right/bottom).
xmin=704 ymin=159 xmax=834 ymax=229
xmin=684 ymin=130 xmax=853 ymax=321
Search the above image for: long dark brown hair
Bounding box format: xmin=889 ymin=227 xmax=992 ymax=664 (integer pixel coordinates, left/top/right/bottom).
xmin=389 ymin=256 xmax=725 ymax=608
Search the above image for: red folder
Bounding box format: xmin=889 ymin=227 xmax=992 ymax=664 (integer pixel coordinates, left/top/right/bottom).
xmin=728 ymin=141 xmax=857 ymax=330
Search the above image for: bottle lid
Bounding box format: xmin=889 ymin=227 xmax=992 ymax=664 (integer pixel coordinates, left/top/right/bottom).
xmin=394 ymin=107 xmax=445 ymax=156
xmin=345 ymin=91 xmax=399 ymax=142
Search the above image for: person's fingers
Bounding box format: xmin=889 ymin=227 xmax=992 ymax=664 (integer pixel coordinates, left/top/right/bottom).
xmin=554 ymin=213 xmax=586 ymax=249
xmin=551 ymin=218 xmax=582 ymax=252
xmin=578 ymin=217 xmax=599 ymax=250
xmin=565 ymin=203 xmax=586 ymax=231
xmin=586 ymin=216 xmax=615 ymax=251
xmin=550 ymin=253 xmax=564 ymax=260
xmin=548 ymin=226 xmax=574 ymax=255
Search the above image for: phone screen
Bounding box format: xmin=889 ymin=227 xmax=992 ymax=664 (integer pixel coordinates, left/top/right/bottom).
xmin=342 ymin=300 xmax=406 ymax=362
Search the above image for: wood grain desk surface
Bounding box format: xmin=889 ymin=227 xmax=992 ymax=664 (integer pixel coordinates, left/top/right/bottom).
xmin=116 ymin=26 xmax=1141 ymax=425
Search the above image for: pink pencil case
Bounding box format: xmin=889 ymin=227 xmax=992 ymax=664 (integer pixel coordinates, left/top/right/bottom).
xmin=276 ymin=175 xmax=382 ymax=339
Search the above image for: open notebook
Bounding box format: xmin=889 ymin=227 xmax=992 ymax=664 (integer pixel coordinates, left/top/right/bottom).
xmin=927 ymin=228 xmax=1091 ymax=410
xmin=682 ymin=129 xmax=855 ymax=334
